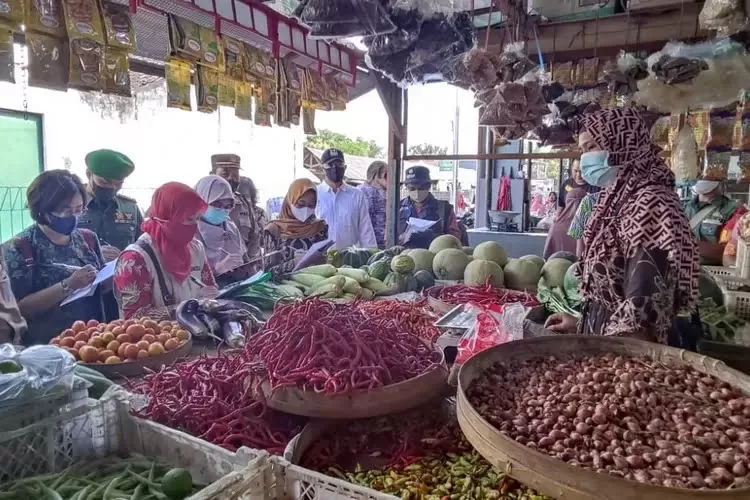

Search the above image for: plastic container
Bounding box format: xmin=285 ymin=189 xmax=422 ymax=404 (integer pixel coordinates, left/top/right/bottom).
xmin=0 ymin=393 xmax=269 ymax=499
xmin=715 ymin=274 xmax=750 ymax=321
xmin=703 ymin=265 xmax=736 ymax=278
xmin=0 ymin=376 xmax=90 ymax=431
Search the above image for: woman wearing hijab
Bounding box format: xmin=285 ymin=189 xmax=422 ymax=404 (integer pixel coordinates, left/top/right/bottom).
xmin=543 ymin=185 xmax=586 ymax=258
xmin=194 ymin=175 xmax=250 ymax=287
xmin=545 ymin=109 xmax=700 ymax=345
xmin=113 ymin=182 xmax=218 ymax=320
xmin=264 ymin=179 xmax=328 ymax=275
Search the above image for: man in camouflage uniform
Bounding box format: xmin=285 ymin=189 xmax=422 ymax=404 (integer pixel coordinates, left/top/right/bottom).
xmin=210 ymin=154 xmax=257 ymax=261
xmin=78 ymin=149 xmax=143 ymax=261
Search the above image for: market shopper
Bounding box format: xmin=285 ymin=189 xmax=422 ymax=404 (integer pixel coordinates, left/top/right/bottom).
xmin=543 ymin=185 xmax=586 ymax=259
xmin=264 ymin=179 xmax=329 ymax=275
xmin=3 ymin=170 xmax=106 ymax=345
xmin=315 ymin=149 xmax=377 ymax=250
xmin=194 ymin=175 xmax=250 ymax=288
xmin=567 ymin=192 xmax=600 ymax=257
xmin=0 ymin=248 xmax=26 ymax=344
xmin=556 ymin=160 xmax=598 ymax=215
xmin=210 ymin=154 xmax=260 ymax=260
xmin=684 ymin=180 xmax=740 ymax=265
xmin=359 ymin=160 xmax=388 ymax=249
xmin=114 ymin=182 xmax=218 ymax=320
xmin=77 ymin=149 xmax=143 ymax=262
xmin=545 ymin=109 xmax=700 ymax=344
xmin=397 ymin=166 xmax=461 ymax=249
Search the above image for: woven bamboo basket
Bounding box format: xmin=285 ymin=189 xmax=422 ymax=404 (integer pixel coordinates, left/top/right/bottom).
xmin=457 ymin=335 xmax=750 ymax=500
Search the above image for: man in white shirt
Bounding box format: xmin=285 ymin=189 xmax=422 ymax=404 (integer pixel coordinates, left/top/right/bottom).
xmin=316 ymin=149 xmax=378 ymax=250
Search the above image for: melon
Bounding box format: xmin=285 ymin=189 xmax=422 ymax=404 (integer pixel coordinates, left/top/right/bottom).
xmin=464 ymin=259 xmax=504 ymax=287
xmin=503 ymin=258 xmax=541 ymax=291
xmin=519 ymin=254 xmax=545 ymax=272
xmin=414 ymin=270 xmax=435 ymax=291
xmin=406 ymin=249 xmax=435 ymax=274
xmin=432 ymin=249 xmax=470 ymax=281
xmin=564 ymin=262 xmax=582 ymax=305
xmin=391 ymin=255 xmax=415 ymax=274
xmin=472 ymin=241 xmax=508 ymax=268
xmin=429 ymin=234 xmax=462 ymax=254
xmin=541 ymin=258 xmax=573 ymax=288
xmin=548 ymin=251 xmax=577 ymax=264
xmin=384 ymin=271 xmax=418 ymax=293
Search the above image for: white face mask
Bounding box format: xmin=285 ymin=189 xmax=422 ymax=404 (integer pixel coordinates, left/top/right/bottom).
xmin=291 ymin=206 xmax=314 ymax=222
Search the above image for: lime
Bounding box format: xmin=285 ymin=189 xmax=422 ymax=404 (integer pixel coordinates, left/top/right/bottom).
xmin=0 ymin=360 xmax=22 ymax=374
xmin=161 ymin=468 xmax=193 ymax=499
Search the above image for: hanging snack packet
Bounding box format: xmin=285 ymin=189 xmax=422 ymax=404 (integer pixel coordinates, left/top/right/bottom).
xmin=289 ymin=90 xmax=301 ymax=126
xmin=62 ymin=0 xmax=105 ymax=43
xmin=0 ymin=29 xmax=13 ymax=83
xmin=553 ymin=61 xmax=573 ymax=87
xmin=24 ymin=0 xmax=66 ymax=37
xmin=167 ymin=15 xmax=201 ymax=60
xmin=194 ymin=65 xmax=218 ymax=113
xmin=234 ymin=81 xmax=252 ymax=120
xmin=326 ymin=76 xmax=347 ymax=111
xmin=101 ymin=2 xmax=135 ymax=51
xmin=68 ymin=38 xmax=103 ymax=90
xmin=302 ymin=107 xmax=316 ymax=135
xmin=27 ymin=32 xmax=68 ymax=90
xmin=303 ymin=68 xmax=327 ymax=110
xmin=650 ymin=116 xmax=670 ymax=149
xmin=702 ymin=105 xmax=736 ymax=181
xmin=276 ymin=61 xmax=289 ymax=127
xmin=198 ymin=25 xmax=219 ymax=67
xmin=217 ymin=73 xmax=235 ymax=107
xmin=0 ymin=0 xmax=23 ymax=31
xmin=738 ymin=94 xmax=750 ymax=183
xmin=688 ymin=110 xmax=709 ymax=148
xmin=671 ymin=123 xmax=699 ymax=184
xmin=165 ymin=58 xmax=192 ymax=110
xmin=254 ymin=78 xmax=275 ymax=127
xmin=581 ymin=58 xmax=599 ymax=87
xmin=102 ymin=48 xmax=131 ymax=96
xmin=222 ymin=36 xmax=245 ymax=80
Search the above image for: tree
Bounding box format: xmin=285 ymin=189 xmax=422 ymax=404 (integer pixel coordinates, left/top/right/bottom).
xmin=407 ymin=143 xmax=448 ymax=156
xmin=305 ymin=129 xmax=383 ymax=158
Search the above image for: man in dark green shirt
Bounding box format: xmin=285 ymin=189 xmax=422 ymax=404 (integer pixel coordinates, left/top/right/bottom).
xmin=684 ymin=180 xmax=739 ymax=265
xmin=77 ymin=149 xmax=143 ymax=262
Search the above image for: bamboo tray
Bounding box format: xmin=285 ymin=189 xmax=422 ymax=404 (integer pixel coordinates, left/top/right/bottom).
xmin=456 ymin=335 xmax=750 ymax=500
xmin=80 ymin=337 xmax=192 ymax=378
xmin=261 ymin=349 xmax=449 ymax=419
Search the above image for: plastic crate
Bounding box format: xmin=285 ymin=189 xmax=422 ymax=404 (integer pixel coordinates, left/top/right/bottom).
xmin=715 ymin=275 xmax=750 ymax=321
xmin=0 ymin=376 xmax=90 ymax=431
xmin=703 ymin=265 xmax=736 ymax=278
xmin=270 ymin=457 xmax=396 ymax=500
xmin=0 ymin=394 xmax=269 ymax=499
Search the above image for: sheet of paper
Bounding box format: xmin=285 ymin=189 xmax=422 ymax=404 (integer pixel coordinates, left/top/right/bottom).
xmin=408 ymin=217 xmax=439 ymax=232
xmin=293 ymin=239 xmax=334 ymax=272
xmin=60 ymin=261 xmax=116 ymax=306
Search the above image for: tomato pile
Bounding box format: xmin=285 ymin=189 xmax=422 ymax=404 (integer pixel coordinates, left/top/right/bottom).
xmin=49 ymin=318 xmax=190 ymax=364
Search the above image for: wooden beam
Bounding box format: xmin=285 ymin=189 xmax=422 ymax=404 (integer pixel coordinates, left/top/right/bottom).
xmin=477 ymin=4 xmax=705 ymax=60
xmin=373 ymin=74 xmax=406 ymax=144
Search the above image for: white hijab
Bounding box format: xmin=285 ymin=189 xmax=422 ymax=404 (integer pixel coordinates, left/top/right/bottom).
xmin=194 ymin=175 xmax=247 ymax=275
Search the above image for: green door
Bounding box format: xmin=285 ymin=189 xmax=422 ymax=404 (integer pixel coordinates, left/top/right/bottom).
xmin=0 ymin=109 xmax=44 ymax=244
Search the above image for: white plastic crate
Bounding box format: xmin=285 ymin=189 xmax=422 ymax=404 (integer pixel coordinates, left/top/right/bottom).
xmin=0 ymin=376 xmax=90 ymax=431
xmin=0 ymin=394 xmax=270 ymax=499
xmin=703 ymin=265 xmax=736 ymax=278
xmin=715 ymin=274 xmax=750 ymax=322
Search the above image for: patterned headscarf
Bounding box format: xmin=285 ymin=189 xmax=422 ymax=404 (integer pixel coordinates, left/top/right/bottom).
xmin=580 ymin=108 xmax=699 ymax=310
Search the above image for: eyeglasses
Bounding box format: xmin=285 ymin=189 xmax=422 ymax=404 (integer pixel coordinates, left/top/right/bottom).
xmin=52 ymin=205 xmax=86 ymax=217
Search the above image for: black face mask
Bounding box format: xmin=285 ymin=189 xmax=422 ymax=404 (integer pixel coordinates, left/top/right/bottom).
xmin=93 ymin=183 xmax=116 ymax=202
xmin=228 ymin=180 xmax=239 ymax=192
xmin=325 ymin=166 xmax=345 ymax=183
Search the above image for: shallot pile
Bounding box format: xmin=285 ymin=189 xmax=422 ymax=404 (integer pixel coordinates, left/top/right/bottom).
xmin=246 ymin=298 xmax=443 ymax=394
xmin=468 ymin=354 xmax=750 ymax=490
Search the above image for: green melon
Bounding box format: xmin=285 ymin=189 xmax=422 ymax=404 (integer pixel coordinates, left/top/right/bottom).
xmin=432 ymin=248 xmax=470 ymax=281
xmin=414 ymin=270 xmax=435 ymax=291
xmin=503 ymin=258 xmax=541 ymax=291
xmin=464 ymin=259 xmax=504 ymax=287
xmin=541 ymin=258 xmax=573 ymax=288
xmin=429 ymin=234 xmax=462 ymax=254
xmin=368 ymin=259 xmax=391 ymax=281
xmin=519 ymin=254 xmax=545 ymax=272
xmin=472 ymin=241 xmax=509 ymax=268
xmin=406 ymin=249 xmax=435 ymax=274
xmin=391 ymin=255 xmax=416 ymax=274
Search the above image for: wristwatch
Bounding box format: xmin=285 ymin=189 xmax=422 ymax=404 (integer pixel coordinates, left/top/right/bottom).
xmin=60 ymin=279 xmax=71 ymax=295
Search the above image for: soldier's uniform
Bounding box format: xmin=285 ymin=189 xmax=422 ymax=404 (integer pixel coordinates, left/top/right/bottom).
xmin=211 ymin=154 xmax=256 ymax=261
xmin=78 ymin=193 xmax=143 ymax=250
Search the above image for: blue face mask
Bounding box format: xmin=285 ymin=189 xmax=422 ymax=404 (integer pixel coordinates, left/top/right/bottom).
xmin=580 ymin=151 xmax=618 ymax=188
xmin=47 ymin=214 xmax=78 ymax=235
xmin=203 ymin=207 xmax=230 ymax=225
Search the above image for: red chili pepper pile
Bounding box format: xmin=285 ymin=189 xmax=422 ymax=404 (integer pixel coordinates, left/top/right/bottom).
xmin=358 ymin=298 xmax=441 ymax=343
xmin=125 ymin=350 xmax=304 ymax=455
xmin=246 ymin=298 xmax=443 ymax=394
xmin=302 ymin=402 xmax=467 ymax=471
xmin=425 ymin=281 xmax=540 ymax=308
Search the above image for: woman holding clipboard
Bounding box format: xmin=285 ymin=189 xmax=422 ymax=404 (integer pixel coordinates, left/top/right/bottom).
xmin=263 ymin=179 xmax=330 ymax=276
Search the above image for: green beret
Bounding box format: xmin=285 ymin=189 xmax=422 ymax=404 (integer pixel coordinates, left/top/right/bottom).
xmin=85 ymin=149 xmax=135 ymax=180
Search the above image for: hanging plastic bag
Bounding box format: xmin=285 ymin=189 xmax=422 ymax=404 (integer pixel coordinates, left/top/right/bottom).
xmin=296 ymin=0 xmax=396 ymax=39
xmin=699 ymin=0 xmax=747 ymax=35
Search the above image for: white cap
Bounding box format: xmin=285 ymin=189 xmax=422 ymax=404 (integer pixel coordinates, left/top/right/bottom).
xmin=693 ymin=180 xmax=720 ymax=195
